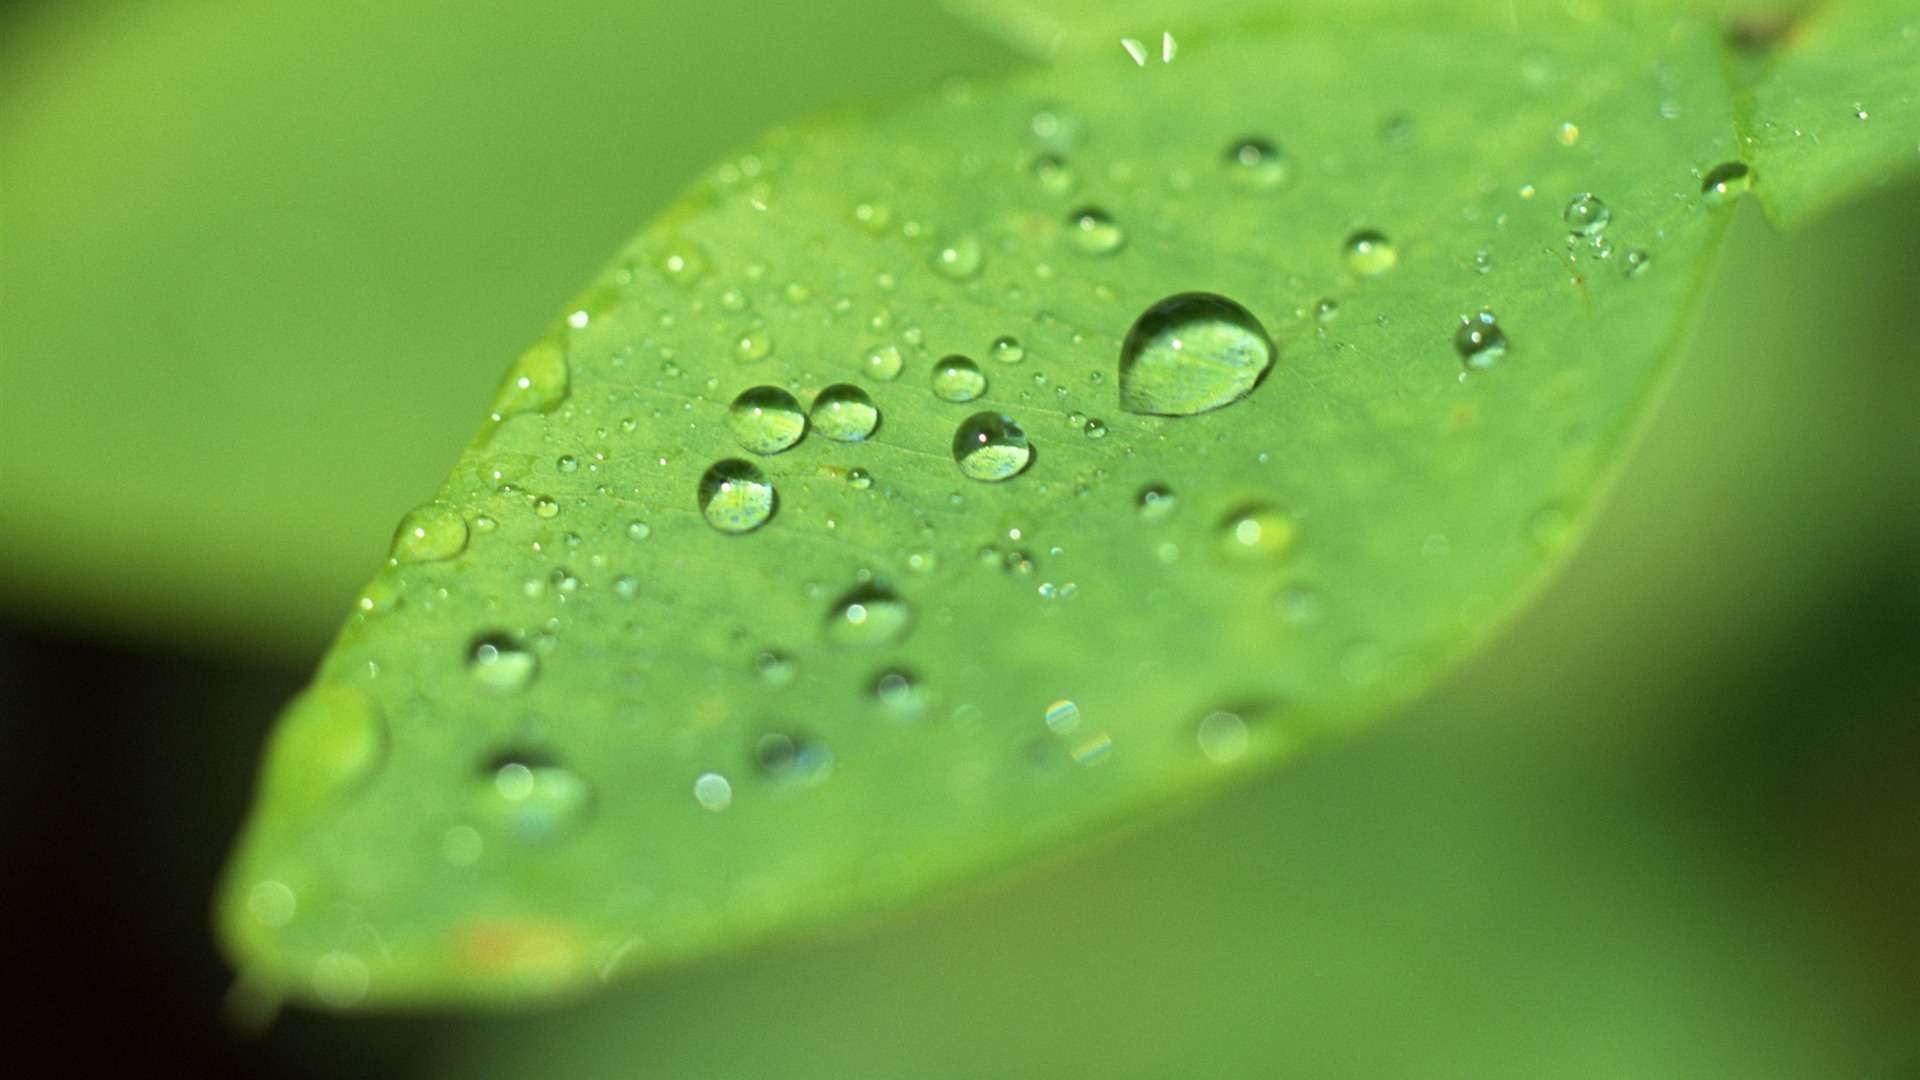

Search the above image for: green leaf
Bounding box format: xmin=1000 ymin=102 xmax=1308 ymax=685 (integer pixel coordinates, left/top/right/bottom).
xmin=218 ymin=2 xmax=1920 ymax=1009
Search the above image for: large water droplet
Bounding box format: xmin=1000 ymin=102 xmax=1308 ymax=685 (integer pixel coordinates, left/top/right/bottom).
xmin=931 ymin=234 xmax=984 ymax=280
xmin=391 ymin=502 xmax=469 ymax=563
xmin=468 ymin=633 xmax=539 ymax=692
xmin=931 ymin=355 xmax=987 ymax=402
xmin=260 ymin=684 xmax=388 ymax=816
xmin=1224 ymin=137 xmax=1288 ymax=189
xmin=1343 ymin=229 xmax=1398 ymax=276
xmin=952 ymin=411 xmax=1033 ymax=482
xmin=1453 ymin=310 xmax=1509 ymax=369
xmin=1117 ymin=292 xmax=1275 ymax=417
xmin=480 ymin=755 xmax=595 ymax=843
xmin=1701 ymin=161 xmax=1753 ymax=207
xmin=825 ymin=584 xmax=913 ymax=647
xmin=490 ymin=337 xmax=569 ymax=420
xmin=727 ymin=386 xmax=807 ymax=455
xmin=810 ymin=384 xmax=880 ymax=442
xmin=1066 ymin=207 xmax=1125 ymax=256
xmin=1216 ymin=504 xmax=1296 ymax=562
xmin=1562 ymin=192 xmax=1611 ymax=235
xmin=698 ymin=459 xmax=776 ymax=534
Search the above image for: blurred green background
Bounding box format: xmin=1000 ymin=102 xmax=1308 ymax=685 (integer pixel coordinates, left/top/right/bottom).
xmin=3 ymin=0 xmax=1916 ymax=1076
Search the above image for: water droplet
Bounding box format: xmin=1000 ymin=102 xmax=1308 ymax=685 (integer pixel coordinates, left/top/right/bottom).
xmin=248 ymin=880 xmax=296 ymax=928
xmin=627 ymin=520 xmax=652 ymax=541
xmin=872 ymin=669 xmax=927 ymax=718
xmin=1343 ymin=230 xmax=1398 ymax=276
xmin=312 ymin=951 xmax=370 ymax=1009
xmin=952 ymin=411 xmax=1033 ymax=482
xmin=1701 ymin=161 xmax=1753 ymax=207
xmin=1066 ymin=206 xmax=1125 ymax=256
xmin=698 ymin=459 xmax=776 ymax=534
xmin=989 ymin=335 xmax=1026 ymax=364
xmin=1453 ymin=310 xmax=1509 ymax=369
xmin=825 ymin=584 xmax=913 ymax=647
xmin=1562 ymin=192 xmax=1611 ymax=236
xmin=1043 ymin=699 xmax=1081 ymax=734
xmin=862 ymin=344 xmax=904 ymax=382
xmin=1556 ymin=121 xmax=1580 ymax=146
xmin=468 ymin=633 xmax=538 ymax=692
xmin=733 ymin=329 xmax=774 ymax=363
xmin=754 ymin=649 xmax=797 ymax=687
xmin=555 ymin=454 xmax=580 ymax=474
xmin=391 ymin=502 xmax=469 ymax=563
xmin=847 ymin=467 xmax=874 ymax=490
xmin=1225 ymin=137 xmax=1288 ymax=190
xmin=1083 ymin=418 xmax=1107 ymax=439
xmin=1071 ymin=732 xmax=1113 ymax=766
xmin=727 ymin=386 xmax=807 ymax=454
xmin=931 ymin=234 xmax=984 ymax=281
xmin=657 ymin=241 xmax=710 ymax=285
xmin=852 ymin=201 xmax=893 ymax=233
xmin=810 ymin=384 xmax=880 ymax=441
xmin=1313 ymin=298 xmax=1340 ymax=322
xmin=931 ymin=355 xmax=987 ymax=402
xmin=1136 ymin=483 xmax=1177 ymax=521
xmin=490 ymin=338 xmax=569 ymax=420
xmin=1031 ymin=153 xmax=1078 ymax=194
xmin=1196 ymin=710 xmax=1250 ymax=763
xmin=693 ymin=771 xmax=734 ymax=811
xmin=533 ymin=496 xmax=560 ymax=519
xmin=1623 ymin=248 xmax=1652 ymax=277
xmin=1217 ymin=504 xmax=1295 ymax=562
xmin=1117 ymin=292 xmax=1275 ymax=416
xmin=481 ymin=755 xmax=595 ymax=842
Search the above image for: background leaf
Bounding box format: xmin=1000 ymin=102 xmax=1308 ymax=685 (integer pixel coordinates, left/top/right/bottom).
xmin=211 ymin=2 xmax=1911 ymax=1010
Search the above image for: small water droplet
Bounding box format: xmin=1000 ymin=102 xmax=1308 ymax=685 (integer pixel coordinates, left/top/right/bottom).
xmin=825 ymin=584 xmax=913 ymax=646
xmin=1136 ymin=483 xmax=1177 ymax=521
xmin=1556 ymin=121 xmax=1580 ymax=146
xmin=468 ymin=633 xmax=538 ymax=692
xmin=872 ymin=669 xmax=927 ymax=718
xmin=1083 ymin=418 xmax=1107 ymax=439
xmin=1225 ymin=137 xmax=1288 ymax=190
xmin=1313 ymin=298 xmax=1341 ymax=322
xmin=1701 ymin=161 xmax=1753 ymax=207
xmin=754 ymin=649 xmax=797 ymax=687
xmin=1453 ymin=310 xmax=1509 ymax=369
xmin=391 ymin=502 xmax=469 ymax=563
xmin=952 ymin=411 xmax=1033 ymax=482
xmin=931 ymin=355 xmax=987 ymax=402
xmin=481 ymin=755 xmax=595 ymax=842
xmin=1044 ymin=699 xmax=1081 ymax=734
xmin=862 ymin=344 xmax=904 ymax=382
xmin=852 ymin=201 xmax=893 ymax=233
xmin=1562 ymin=192 xmax=1611 ymax=236
xmin=810 ymin=384 xmax=880 ymax=441
xmin=1031 ymin=153 xmax=1078 ymax=194
xmin=1623 ymin=248 xmax=1652 ymax=277
xmin=733 ymin=329 xmax=775 ymax=363
xmin=532 ymin=496 xmax=560 ymax=519
xmin=727 ymin=386 xmax=807 ymax=454
xmin=555 ymin=454 xmax=580 ymax=475
xmin=989 ymin=335 xmax=1026 ymax=364
xmin=1343 ymin=229 xmax=1398 ymax=276
xmin=845 ymin=467 xmax=874 ymax=490
xmin=1118 ymin=292 xmax=1275 ymax=416
xmin=627 ymin=520 xmax=652 ymax=541
xmin=931 ymin=234 xmax=984 ymax=280
xmin=248 ymin=880 xmax=297 ymax=928
xmin=1066 ymin=206 xmax=1125 ymax=256
xmin=657 ymin=242 xmax=711 ymax=285
xmin=693 ymin=771 xmax=734 ymax=811
xmin=312 ymin=951 xmax=371 ymax=1009
xmin=1217 ymin=504 xmax=1295 ymax=562
xmin=698 ymin=459 xmax=776 ymax=534
xmin=1196 ymin=710 xmax=1250 ymax=763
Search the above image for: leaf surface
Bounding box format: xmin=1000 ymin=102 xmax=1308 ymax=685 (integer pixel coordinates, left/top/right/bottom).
xmin=219 ymin=1 xmax=1918 ymax=1008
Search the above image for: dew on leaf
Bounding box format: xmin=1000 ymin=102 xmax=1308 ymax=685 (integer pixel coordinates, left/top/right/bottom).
xmin=1624 ymin=248 xmax=1652 ymax=277
xmin=490 ymin=337 xmax=569 ymax=420
xmin=733 ymin=329 xmax=774 ymax=363
xmin=1084 ymin=418 xmax=1107 ymax=438
xmin=1454 ymin=310 xmax=1509 ymax=369
xmin=952 ymin=411 xmax=1033 ymax=482
xmin=810 ymin=384 xmax=880 ymax=441
xmin=1066 ymin=206 xmax=1126 ymax=256
xmin=988 ymin=335 xmax=1026 ymax=364
xmin=1136 ymin=483 xmax=1177 ymax=521
xmin=1224 ymin=136 xmax=1288 ymax=189
xmin=824 ymin=583 xmax=913 ymax=647
xmin=1117 ymin=292 xmax=1275 ymax=416
xmin=693 ymin=772 xmax=734 ymax=812
xmin=862 ymin=344 xmax=904 ymax=382
xmin=1217 ymin=504 xmax=1296 ymax=562
xmin=1563 ymin=192 xmax=1611 ymax=235
xmin=931 ymin=234 xmax=985 ymax=280
xmin=872 ymin=669 xmax=927 ymax=718
xmin=931 ymin=355 xmax=987 ymax=402
xmin=1031 ymin=153 xmax=1079 ymax=194
xmin=1313 ymin=298 xmax=1340 ymax=322
xmin=698 ymin=459 xmax=777 ymax=534
xmin=480 ymin=756 xmax=595 ymax=842
xmin=1343 ymin=229 xmax=1398 ymax=276
xmin=391 ymin=502 xmax=469 ymax=563
xmin=626 ymin=520 xmax=652 ymax=541
xmin=656 ymin=242 xmax=710 ymax=285
xmin=1701 ymin=161 xmax=1753 ymax=206
xmin=468 ymin=633 xmax=539 ymax=693
xmin=754 ymin=649 xmax=797 ymax=687
xmin=1196 ymin=710 xmax=1251 ymax=763
xmin=727 ymin=386 xmax=807 ymax=455
xmin=847 ymin=467 xmax=873 ymax=490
